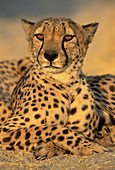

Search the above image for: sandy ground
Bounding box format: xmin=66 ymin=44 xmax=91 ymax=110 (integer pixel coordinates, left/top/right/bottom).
xmin=0 ymin=0 xmax=115 ymax=169
xmin=0 ymin=148 xmax=114 ymax=170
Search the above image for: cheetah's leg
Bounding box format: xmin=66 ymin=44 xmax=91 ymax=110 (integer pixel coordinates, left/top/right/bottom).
xmin=0 ymin=124 xmax=109 ymax=159
xmin=0 ymin=97 xmax=13 ymax=126
xmin=95 ymin=125 xmax=115 ymax=147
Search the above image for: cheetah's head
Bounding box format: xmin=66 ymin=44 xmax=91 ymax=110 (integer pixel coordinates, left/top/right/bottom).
xmin=22 ymin=17 xmax=98 ymax=75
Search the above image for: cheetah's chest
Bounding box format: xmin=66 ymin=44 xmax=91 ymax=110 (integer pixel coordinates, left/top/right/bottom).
xmin=13 ymin=75 xmax=71 ymax=127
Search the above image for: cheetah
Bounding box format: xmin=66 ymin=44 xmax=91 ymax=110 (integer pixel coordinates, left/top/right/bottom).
xmin=0 ymin=17 xmax=115 ymax=160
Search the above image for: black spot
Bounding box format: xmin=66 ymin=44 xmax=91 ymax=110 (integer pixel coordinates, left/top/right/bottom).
xmin=83 ymin=123 xmax=88 ymax=128
xmin=36 ymin=130 xmax=41 ymax=136
xmin=86 ymin=114 xmax=91 ymax=120
xmin=38 ymin=93 xmax=42 ymax=97
xmin=109 ymin=85 xmax=115 ymax=92
xmin=44 ymin=90 xmax=48 ymax=94
xmin=74 ymin=137 xmax=81 ymax=147
xmin=55 ymin=114 xmax=59 ymax=120
xmin=67 ymin=136 xmax=74 ymax=139
xmin=70 ymin=108 xmax=77 ymax=115
xmin=72 ymin=120 xmax=80 ymax=124
xmin=57 ymin=136 xmax=64 ymax=141
xmin=3 ymin=110 xmax=6 ymax=114
xmin=71 ymin=98 xmax=75 ymax=103
xmin=46 ymin=137 xmax=51 ymax=142
xmin=82 ymin=105 xmax=88 ymax=111
xmin=54 ymin=99 xmax=59 ymax=103
xmin=32 ymin=99 xmax=37 ymax=103
xmin=19 ymin=146 xmax=24 ymax=150
xmin=16 ymin=141 xmax=21 ymax=146
xmin=15 ymin=131 xmax=21 ymax=139
xmin=93 ymin=121 xmax=96 ymax=127
xmin=89 ymin=125 xmax=92 ymax=129
xmin=16 ymin=111 xmax=19 ymax=115
xmin=18 ymin=59 xmax=23 ymax=65
xmin=1 ymin=117 xmax=5 ymax=122
xmin=25 ymin=118 xmax=30 ymax=122
xmin=61 ymin=107 xmax=65 ymax=113
xmin=52 ymin=84 xmax=61 ymax=90
xmin=67 ymin=141 xmax=72 ymax=145
xmin=52 ymin=135 xmax=56 ymax=140
xmin=101 ymin=81 xmax=107 ymax=85
xmin=25 ymin=140 xmax=31 ymax=146
xmin=25 ymin=102 xmax=29 ymax=106
xmin=25 ymin=132 xmax=31 ymax=140
xmin=38 ymin=99 xmax=41 ymax=102
xmin=6 ymin=147 xmax=15 ymax=151
xmin=60 ymin=121 xmax=64 ymax=125
xmin=109 ymin=115 xmax=115 ymax=124
xmin=21 ymin=66 xmax=26 ymax=72
xmin=62 ymin=93 xmax=69 ymax=99
xmin=45 ymin=132 xmax=48 ymax=136
xmin=9 ymin=141 xmax=15 ymax=146
xmin=51 ymin=126 xmax=57 ymax=131
xmin=33 ymin=107 xmax=38 ymax=111
xmin=53 ymin=103 xmax=58 ymax=108
xmin=41 ymin=119 xmax=45 ymax=124
xmin=24 ymin=108 xmax=29 ymax=114
xmin=37 ymin=86 xmax=41 ymax=90
xmin=35 ymin=126 xmax=39 ymax=130
xmin=3 ymin=137 xmax=11 ymax=142
xmin=91 ymin=105 xmax=94 ymax=110
xmin=111 ymin=97 xmax=115 ymax=100
xmin=43 ymin=80 xmax=49 ymax=83
xmin=43 ymin=126 xmax=47 ymax=130
xmin=46 ymin=111 xmax=49 ymax=116
xmin=34 ymin=114 xmax=41 ymax=119
xmin=83 ymin=94 xmax=88 ymax=99
xmin=71 ymin=126 xmax=79 ymax=130
xmin=41 ymin=103 xmax=46 ymax=107
xmin=44 ymin=96 xmax=48 ymax=101
xmin=20 ymin=123 xmax=25 ymax=125
xmin=32 ymin=84 xmax=35 ymax=88
xmin=33 ymin=89 xmax=36 ymax=93
xmin=76 ymin=88 xmax=82 ymax=94
xmin=63 ymin=129 xmax=69 ymax=134
xmin=48 ymin=105 xmax=51 ymax=109
xmin=31 ymin=103 xmax=36 ymax=106
xmin=28 ymin=97 xmax=31 ymax=101
xmin=3 ymin=128 xmax=8 ymax=132
xmin=50 ymin=92 xmax=55 ymax=96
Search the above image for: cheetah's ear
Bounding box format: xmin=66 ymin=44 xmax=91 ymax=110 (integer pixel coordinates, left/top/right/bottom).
xmin=21 ymin=19 xmax=35 ymax=41
xmin=82 ymin=23 xmax=99 ymax=44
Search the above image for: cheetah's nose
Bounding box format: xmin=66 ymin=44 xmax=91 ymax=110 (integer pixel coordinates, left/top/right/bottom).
xmin=44 ymin=50 xmax=58 ymax=62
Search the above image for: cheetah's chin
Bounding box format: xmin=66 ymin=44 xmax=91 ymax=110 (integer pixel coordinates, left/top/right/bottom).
xmin=42 ymin=62 xmax=71 ymax=74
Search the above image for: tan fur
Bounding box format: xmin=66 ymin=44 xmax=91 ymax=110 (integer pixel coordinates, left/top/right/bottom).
xmin=0 ymin=17 xmax=114 ymax=160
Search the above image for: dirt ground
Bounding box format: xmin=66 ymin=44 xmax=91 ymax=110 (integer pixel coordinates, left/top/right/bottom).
xmin=0 ymin=0 xmax=115 ymax=169
xmin=0 ymin=147 xmax=114 ymax=170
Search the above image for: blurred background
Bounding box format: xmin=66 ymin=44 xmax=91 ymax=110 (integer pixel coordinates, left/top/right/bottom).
xmin=0 ymin=0 xmax=115 ymax=75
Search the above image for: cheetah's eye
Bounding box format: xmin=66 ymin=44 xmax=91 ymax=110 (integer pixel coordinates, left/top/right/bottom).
xmin=35 ymin=34 xmax=44 ymax=41
xmin=63 ymin=35 xmax=75 ymax=41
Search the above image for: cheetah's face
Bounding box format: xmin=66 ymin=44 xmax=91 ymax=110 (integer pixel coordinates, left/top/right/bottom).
xmin=22 ymin=18 xmax=98 ymax=74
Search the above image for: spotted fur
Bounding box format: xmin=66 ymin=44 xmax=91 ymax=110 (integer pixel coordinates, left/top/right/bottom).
xmin=0 ymin=17 xmax=114 ymax=160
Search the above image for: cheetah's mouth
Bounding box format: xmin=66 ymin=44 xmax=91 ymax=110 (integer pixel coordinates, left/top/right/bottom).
xmin=42 ymin=62 xmax=71 ymax=74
